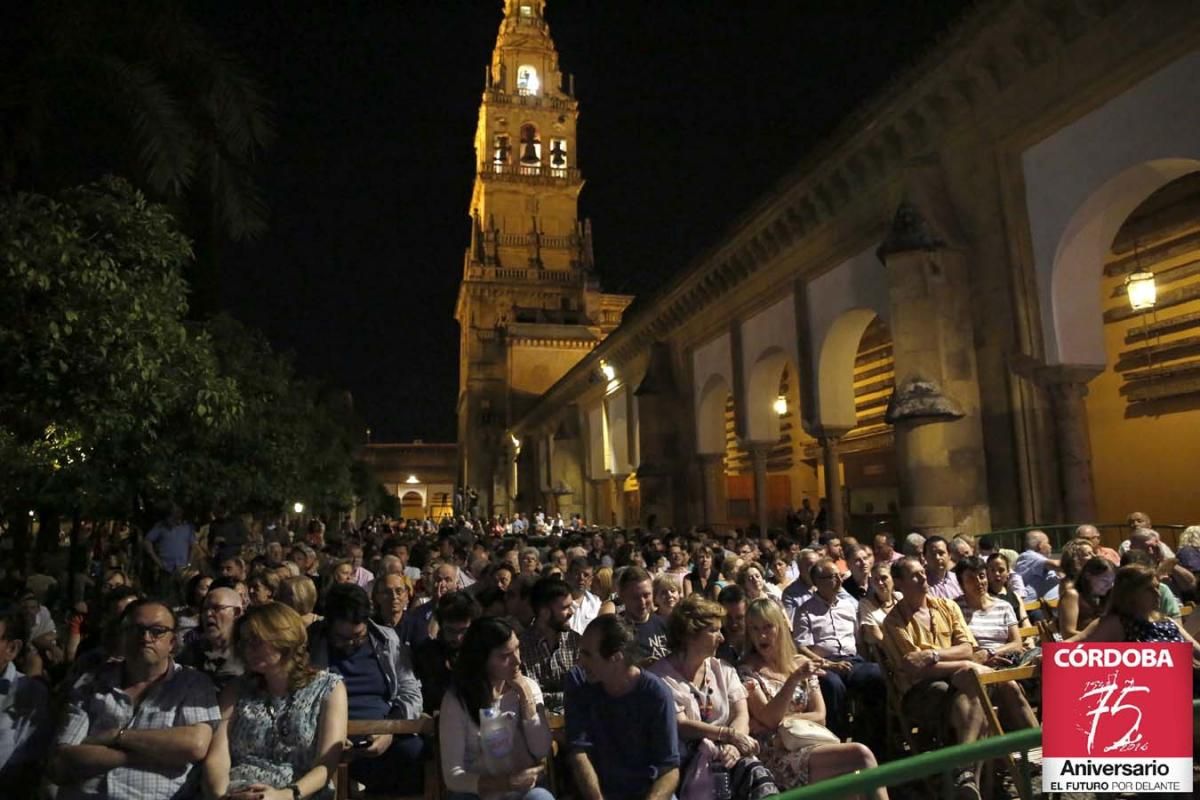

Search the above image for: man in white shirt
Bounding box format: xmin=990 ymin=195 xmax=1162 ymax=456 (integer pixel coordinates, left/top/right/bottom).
xmin=792 ymin=559 xmax=885 ymax=754
xmin=566 ymin=557 xmax=604 ymax=636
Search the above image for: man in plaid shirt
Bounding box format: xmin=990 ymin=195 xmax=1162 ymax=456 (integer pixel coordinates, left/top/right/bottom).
xmin=50 ymin=599 xmax=220 ymax=799
xmin=518 ymin=578 xmax=580 ymax=709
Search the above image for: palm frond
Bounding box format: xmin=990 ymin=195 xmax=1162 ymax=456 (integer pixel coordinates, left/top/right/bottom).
xmin=207 ymin=150 xmax=269 ymax=241
xmin=99 ymin=55 xmax=198 ymax=197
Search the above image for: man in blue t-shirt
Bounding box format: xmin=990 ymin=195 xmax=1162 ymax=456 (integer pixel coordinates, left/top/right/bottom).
xmin=566 ymin=615 xmax=679 ymax=800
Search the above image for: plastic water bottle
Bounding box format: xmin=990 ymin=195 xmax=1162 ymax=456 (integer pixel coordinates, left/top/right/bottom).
xmin=479 ymin=704 xmax=516 ymax=773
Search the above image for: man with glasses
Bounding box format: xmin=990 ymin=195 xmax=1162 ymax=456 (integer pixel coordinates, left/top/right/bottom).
xmin=309 ymin=583 xmax=424 ymax=796
xmin=178 ymin=584 xmax=244 ymax=690
xmin=373 ymin=573 xmax=411 ymax=633
xmin=413 ymin=591 xmax=481 ymax=713
xmin=50 ymin=600 xmax=219 ymax=798
xmin=793 ymin=558 xmax=886 ymax=754
xmin=1074 ymin=524 xmax=1119 ymax=564
xmin=400 ymin=561 xmax=459 ymax=647
xmin=0 ymin=610 xmax=51 ymax=782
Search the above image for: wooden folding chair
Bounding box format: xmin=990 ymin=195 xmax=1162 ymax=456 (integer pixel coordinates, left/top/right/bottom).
xmin=967 ymin=664 xmax=1040 ymax=800
xmin=335 ymin=715 xmax=438 ymax=800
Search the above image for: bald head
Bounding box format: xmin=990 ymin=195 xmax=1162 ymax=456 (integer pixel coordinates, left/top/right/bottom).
xmin=1024 ymin=530 xmax=1050 ymax=554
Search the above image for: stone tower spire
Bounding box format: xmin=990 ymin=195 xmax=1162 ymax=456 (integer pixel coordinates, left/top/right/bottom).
xmin=454 ymin=2 xmax=630 ymax=515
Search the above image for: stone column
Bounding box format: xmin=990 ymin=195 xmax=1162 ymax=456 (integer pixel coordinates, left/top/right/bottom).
xmin=1040 ymin=365 xmax=1103 ymax=523
xmin=611 ymin=475 xmax=628 ymax=527
xmin=749 ymin=444 xmax=771 ymax=536
xmin=818 ymin=431 xmax=848 ymax=534
xmin=699 ymin=454 xmax=727 ymax=527
xmin=878 ymin=201 xmax=991 ymax=536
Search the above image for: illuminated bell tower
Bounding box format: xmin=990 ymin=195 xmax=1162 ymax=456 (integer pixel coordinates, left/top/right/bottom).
xmin=455 ymin=0 xmax=630 ymax=515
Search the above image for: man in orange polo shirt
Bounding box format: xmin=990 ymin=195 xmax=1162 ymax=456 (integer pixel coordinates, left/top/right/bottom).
xmin=882 ymin=557 xmax=1037 ymax=800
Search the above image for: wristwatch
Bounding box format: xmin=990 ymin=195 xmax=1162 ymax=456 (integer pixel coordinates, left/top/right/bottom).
xmin=288 ymin=785 xmax=302 ymax=800
xmin=930 ymin=650 xmax=941 ymax=665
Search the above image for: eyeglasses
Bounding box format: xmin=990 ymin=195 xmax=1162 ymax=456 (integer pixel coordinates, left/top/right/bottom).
xmin=126 ymin=624 xmax=175 ymax=641
xmin=204 ymin=603 xmax=241 ymax=615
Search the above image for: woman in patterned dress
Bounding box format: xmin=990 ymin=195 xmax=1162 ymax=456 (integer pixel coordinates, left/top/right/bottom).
xmin=738 ymin=598 xmax=887 ymax=798
xmin=204 ymin=601 xmax=348 ymax=800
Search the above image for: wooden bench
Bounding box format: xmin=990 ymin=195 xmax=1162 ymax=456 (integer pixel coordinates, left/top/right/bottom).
xmin=335 ymin=716 xmax=438 ymax=800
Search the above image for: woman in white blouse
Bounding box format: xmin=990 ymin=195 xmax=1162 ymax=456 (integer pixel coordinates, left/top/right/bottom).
xmin=439 ymin=617 xmax=553 ymax=800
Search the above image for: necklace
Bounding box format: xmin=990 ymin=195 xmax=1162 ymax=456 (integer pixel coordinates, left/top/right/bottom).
xmin=263 ymin=689 xmax=297 ymax=734
xmin=678 ymin=657 xmax=716 ymax=722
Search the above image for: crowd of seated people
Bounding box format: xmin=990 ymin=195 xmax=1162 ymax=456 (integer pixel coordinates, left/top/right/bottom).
xmin=1 ymin=506 xmax=1198 ymax=799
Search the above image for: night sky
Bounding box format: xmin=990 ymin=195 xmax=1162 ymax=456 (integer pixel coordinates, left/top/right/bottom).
xmin=199 ymin=1 xmax=970 ymax=443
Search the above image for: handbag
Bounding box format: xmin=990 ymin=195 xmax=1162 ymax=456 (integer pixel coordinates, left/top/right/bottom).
xmin=777 ymin=715 xmax=839 ymax=751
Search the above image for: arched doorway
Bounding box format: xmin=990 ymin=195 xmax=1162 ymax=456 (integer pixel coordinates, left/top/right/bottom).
xmin=1085 ymin=171 xmax=1200 ymax=534
xmin=400 ymin=490 xmax=425 ymax=522
xmin=814 ymin=310 xmax=898 ymax=537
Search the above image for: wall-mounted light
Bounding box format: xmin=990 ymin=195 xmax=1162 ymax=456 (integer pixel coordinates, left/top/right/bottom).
xmin=1125 ymin=270 xmax=1157 ymax=311
xmin=773 ymin=395 xmax=788 ymax=416
xmin=600 ymin=360 xmax=616 ymax=382
xmin=510 ymin=433 xmax=521 ymax=449
xmin=405 ymin=474 xmax=419 ymax=484
xmin=293 ymin=502 xmax=305 ymax=514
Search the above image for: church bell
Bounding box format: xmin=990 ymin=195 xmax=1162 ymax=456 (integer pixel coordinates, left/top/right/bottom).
xmin=521 ymin=141 xmax=540 ymax=164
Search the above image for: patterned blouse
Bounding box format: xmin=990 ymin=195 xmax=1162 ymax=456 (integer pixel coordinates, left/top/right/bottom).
xmin=227 ymin=670 xmax=342 ymax=799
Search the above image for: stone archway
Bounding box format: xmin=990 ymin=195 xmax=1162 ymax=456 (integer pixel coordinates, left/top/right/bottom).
xmin=400 ymin=490 xmax=425 ymax=521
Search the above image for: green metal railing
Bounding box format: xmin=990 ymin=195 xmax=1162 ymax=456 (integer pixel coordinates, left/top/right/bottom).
xmin=773 ymin=699 xmax=1200 ymax=799
xmin=981 ymin=522 xmax=1187 ymax=552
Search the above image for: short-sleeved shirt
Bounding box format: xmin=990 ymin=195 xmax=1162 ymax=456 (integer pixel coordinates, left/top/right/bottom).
xmin=793 ymin=593 xmax=860 ymax=657
xmin=56 ymin=660 xmax=220 ymax=799
xmin=565 ymin=667 xmax=680 ymax=800
xmin=648 ymin=656 xmax=745 ymax=726
xmin=957 ymin=599 xmax=1017 ymax=651
xmin=880 ymin=597 xmax=977 ymax=694
xmin=1014 ymin=550 xmax=1058 ymax=601
xmin=0 ymin=661 xmax=51 ymax=778
xmin=629 ymin=615 xmax=670 ymax=662
xmin=145 ymin=522 xmax=196 ymax=573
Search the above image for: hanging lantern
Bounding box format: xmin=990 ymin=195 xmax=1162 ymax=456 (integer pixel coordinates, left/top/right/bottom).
xmin=1125 ymin=270 xmax=1157 ymax=311
xmin=773 ymin=395 xmax=788 ymax=416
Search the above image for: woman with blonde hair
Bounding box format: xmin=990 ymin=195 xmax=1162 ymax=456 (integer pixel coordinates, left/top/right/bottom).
xmin=592 ymin=565 xmax=614 ymax=604
xmin=649 ymin=594 xmax=778 ymax=800
xmin=653 ymin=573 xmax=683 ymax=620
xmin=738 ymin=598 xmax=885 ymax=797
xmin=204 ymin=602 xmax=347 ymax=799
xmin=277 ymin=575 xmax=322 ymax=627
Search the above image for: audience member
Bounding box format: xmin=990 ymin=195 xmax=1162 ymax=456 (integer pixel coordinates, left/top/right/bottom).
xmin=649 ymin=594 xmax=778 ymax=799
xmin=52 ymin=600 xmax=219 ymax=798
xmin=566 ymin=616 xmax=680 ymax=800
xmin=204 ymin=601 xmax=347 ymax=799
xmin=0 ymin=610 xmax=52 ymax=781
xmin=309 ymin=583 xmax=424 ymax=796
xmin=414 ymin=592 xmax=481 ymax=714
xmin=922 ymin=536 xmax=963 ymax=601
xmin=518 ymin=578 xmax=581 ymax=709
xmin=616 ymin=567 xmax=670 ymax=662
xmin=739 ymin=599 xmax=884 ymax=798
xmin=179 ymin=584 xmax=245 ymax=690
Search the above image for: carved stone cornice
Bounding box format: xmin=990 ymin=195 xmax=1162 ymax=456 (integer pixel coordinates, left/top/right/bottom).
xmin=512 ymin=0 xmax=1162 ymax=432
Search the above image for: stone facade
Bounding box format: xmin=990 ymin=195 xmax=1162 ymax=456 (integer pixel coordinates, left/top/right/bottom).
xmin=455 ymin=0 xmax=632 ymax=515
xmin=472 ymin=0 xmax=1200 ymax=540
